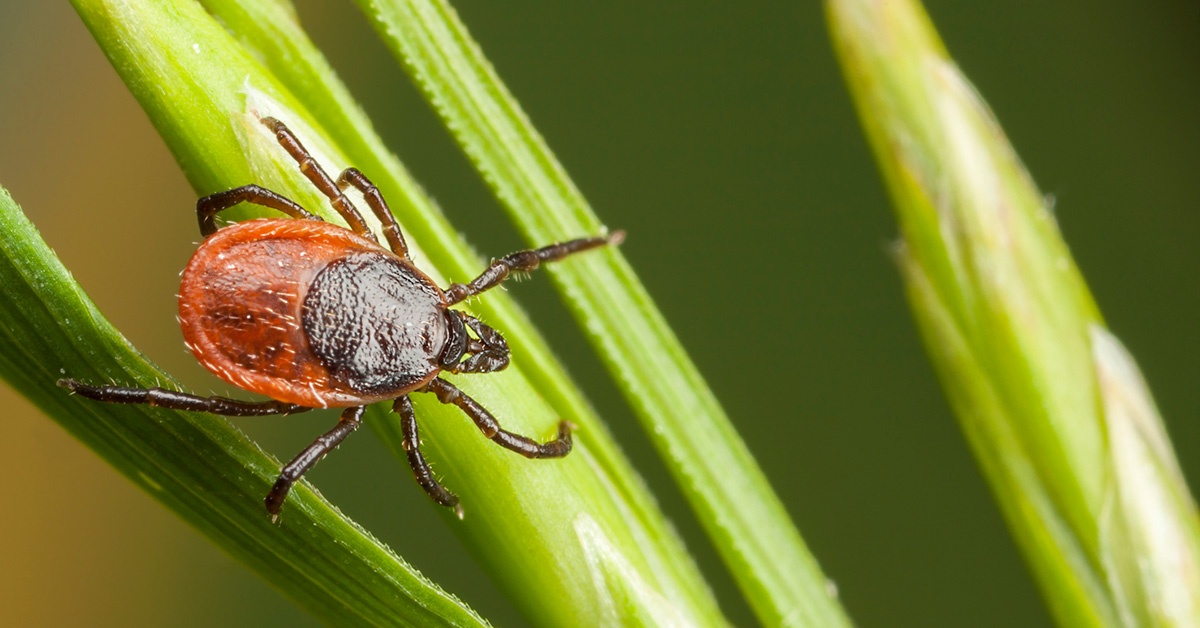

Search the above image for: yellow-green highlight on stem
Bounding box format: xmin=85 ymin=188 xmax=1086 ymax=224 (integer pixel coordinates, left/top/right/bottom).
xmin=351 ymin=1 xmax=851 ymax=625
xmin=70 ymin=0 xmax=724 ymax=625
xmin=1093 ymin=328 xmax=1200 ymax=626
xmin=828 ymin=0 xmax=1200 ymax=625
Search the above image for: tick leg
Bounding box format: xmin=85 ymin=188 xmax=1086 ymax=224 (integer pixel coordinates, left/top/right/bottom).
xmin=259 ymin=116 xmax=377 ymax=243
xmin=337 ymin=167 xmax=409 ymax=259
xmin=57 ymin=379 xmax=311 ymax=416
xmin=394 ymin=396 xmax=463 ymax=518
xmin=196 ymin=184 xmax=320 ymax=237
xmin=422 ymin=378 xmax=573 ymax=458
xmin=444 ymin=232 xmax=625 ymax=305
xmin=265 ymin=405 xmax=365 ymax=519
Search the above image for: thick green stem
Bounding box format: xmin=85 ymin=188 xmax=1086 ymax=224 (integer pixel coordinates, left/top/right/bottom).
xmin=828 ymin=0 xmax=1200 ymax=625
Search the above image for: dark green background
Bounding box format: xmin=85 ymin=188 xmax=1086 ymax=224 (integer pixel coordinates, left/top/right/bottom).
xmin=0 ymin=1 xmax=1196 ymax=626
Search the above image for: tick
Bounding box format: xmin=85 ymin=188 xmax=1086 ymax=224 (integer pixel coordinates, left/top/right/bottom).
xmin=59 ymin=117 xmax=622 ymax=520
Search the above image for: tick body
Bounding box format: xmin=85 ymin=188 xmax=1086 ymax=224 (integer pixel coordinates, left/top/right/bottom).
xmin=180 ymin=218 xmax=446 ymax=408
xmin=59 ymin=117 xmax=621 ymax=519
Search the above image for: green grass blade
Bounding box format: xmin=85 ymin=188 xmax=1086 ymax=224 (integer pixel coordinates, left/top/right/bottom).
xmin=0 ymin=185 xmax=486 ymax=627
xmin=68 ymin=0 xmax=724 ymax=624
xmin=350 ymin=1 xmax=850 ymax=625
xmin=827 ymin=0 xmax=1200 ymax=624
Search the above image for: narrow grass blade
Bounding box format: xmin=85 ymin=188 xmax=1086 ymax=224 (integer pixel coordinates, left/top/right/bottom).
xmin=828 ymin=0 xmax=1200 ymax=624
xmin=0 ymin=186 xmax=487 ymax=627
xmin=68 ymin=0 xmax=724 ymax=624
xmin=351 ymin=1 xmax=850 ymax=625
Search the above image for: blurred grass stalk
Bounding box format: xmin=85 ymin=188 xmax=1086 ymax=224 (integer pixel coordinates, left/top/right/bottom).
xmin=828 ymin=0 xmax=1200 ymax=625
xmin=67 ymin=0 xmax=724 ymax=625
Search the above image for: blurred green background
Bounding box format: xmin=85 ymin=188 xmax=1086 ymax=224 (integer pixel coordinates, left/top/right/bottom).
xmin=1 ymin=1 xmax=1196 ymax=626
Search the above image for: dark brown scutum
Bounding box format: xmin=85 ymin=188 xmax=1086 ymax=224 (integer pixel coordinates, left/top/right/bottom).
xmin=302 ymin=251 xmax=447 ymax=396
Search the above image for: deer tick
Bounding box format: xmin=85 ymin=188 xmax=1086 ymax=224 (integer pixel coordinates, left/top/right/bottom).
xmin=59 ymin=117 xmax=622 ymax=520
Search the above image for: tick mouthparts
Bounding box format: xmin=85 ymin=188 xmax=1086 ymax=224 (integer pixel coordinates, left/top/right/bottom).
xmin=607 ymin=230 xmax=627 ymax=246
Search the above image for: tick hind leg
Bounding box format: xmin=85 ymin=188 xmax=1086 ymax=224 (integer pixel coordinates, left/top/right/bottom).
xmin=422 ymin=378 xmax=573 ymax=458
xmin=444 ymin=231 xmax=625 ymax=306
xmin=394 ymin=396 xmax=463 ymax=518
xmin=260 ymin=117 xmax=377 ymax=243
xmin=196 ymin=184 xmax=321 ymax=237
xmin=265 ymin=405 xmax=365 ymax=520
xmin=57 ymin=379 xmax=311 ymax=416
xmin=337 ymin=167 xmax=409 ymax=259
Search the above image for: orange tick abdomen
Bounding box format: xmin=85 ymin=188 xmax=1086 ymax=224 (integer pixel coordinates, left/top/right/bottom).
xmin=178 ymin=218 xmax=444 ymax=408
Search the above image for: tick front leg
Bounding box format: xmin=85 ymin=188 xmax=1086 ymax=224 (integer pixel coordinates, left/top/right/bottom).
xmin=444 ymin=231 xmax=624 ymax=306
xmin=393 ymin=396 xmax=463 ymax=518
xmin=265 ymin=405 xmax=365 ymax=520
xmin=57 ymin=379 xmax=311 ymax=416
xmin=422 ymin=378 xmax=573 ymax=458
